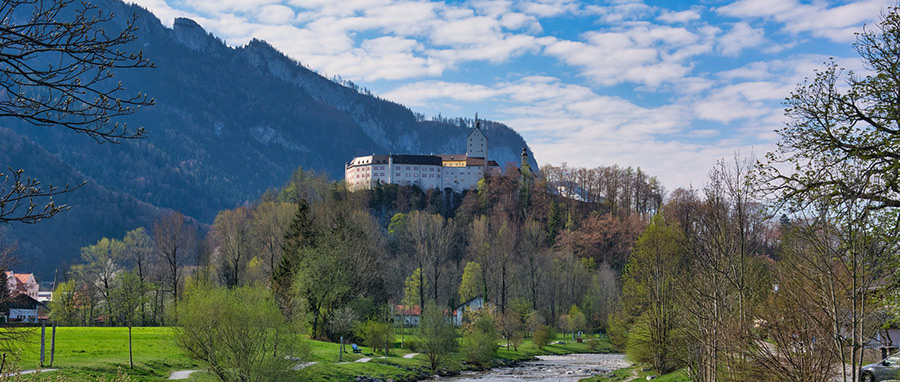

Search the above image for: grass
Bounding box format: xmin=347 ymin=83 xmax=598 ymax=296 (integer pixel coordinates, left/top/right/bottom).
xmin=5 ymin=327 xmax=197 ymax=381
xmin=5 ymin=327 xmax=613 ymax=382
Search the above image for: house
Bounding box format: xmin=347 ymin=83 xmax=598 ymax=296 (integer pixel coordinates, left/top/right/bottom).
xmin=6 ymin=293 xmax=46 ymax=323
xmin=393 ymin=304 xmax=421 ymax=327
xmin=5 ymin=271 xmax=39 ymax=299
xmin=345 ymin=118 xmax=502 ymax=192
xmin=454 ymin=296 xmax=485 ymax=326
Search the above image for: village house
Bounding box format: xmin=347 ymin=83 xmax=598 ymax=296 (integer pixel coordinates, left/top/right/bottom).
xmin=5 ymin=271 xmax=39 ymax=299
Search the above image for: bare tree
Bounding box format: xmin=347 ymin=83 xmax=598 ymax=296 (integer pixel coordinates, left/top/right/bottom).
xmin=406 ymin=211 xmax=455 ymax=309
xmin=153 ymin=212 xmax=197 ymax=321
xmin=251 ymin=202 xmax=293 ymax=280
xmin=0 ymin=0 xmax=153 ymax=224
xmin=123 ymin=228 xmax=154 ymax=325
xmin=210 ymin=207 xmax=251 ymax=287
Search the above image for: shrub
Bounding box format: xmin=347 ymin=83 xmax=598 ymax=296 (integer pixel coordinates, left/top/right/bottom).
xmin=462 ymin=308 xmax=498 ymax=367
xmin=419 ymin=306 xmax=458 ymax=371
xmin=533 ymin=324 xmax=551 ymax=348
xmin=357 ymin=319 xmax=393 ymax=355
xmin=176 ymin=284 xmax=308 ymax=382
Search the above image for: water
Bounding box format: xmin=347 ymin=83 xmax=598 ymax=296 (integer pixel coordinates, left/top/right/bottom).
xmin=436 ymin=353 xmax=631 ymax=382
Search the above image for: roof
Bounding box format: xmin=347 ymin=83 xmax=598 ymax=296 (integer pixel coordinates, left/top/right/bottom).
xmin=466 ymin=157 xmax=500 ymax=167
xmin=394 ymin=304 xmax=421 ymax=316
xmin=438 ymin=154 xmax=467 ymax=162
xmin=349 ymin=154 xmax=444 ymax=167
xmin=15 ymin=273 xmax=34 ymax=285
xmin=466 ymin=121 xmax=488 ymax=140
xmin=456 ymin=296 xmax=484 ymax=310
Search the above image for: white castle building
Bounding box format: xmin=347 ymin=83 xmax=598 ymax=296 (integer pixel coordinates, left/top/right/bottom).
xmin=345 ymin=120 xmax=501 ymax=192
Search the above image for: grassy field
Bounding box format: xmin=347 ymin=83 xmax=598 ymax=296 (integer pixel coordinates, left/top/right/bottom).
xmin=4 ymin=327 xmax=616 ymax=381
xmin=6 ymin=327 xmax=197 ymax=381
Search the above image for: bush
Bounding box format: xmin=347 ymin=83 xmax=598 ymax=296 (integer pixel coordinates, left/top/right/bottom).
xmin=419 ymin=306 xmax=458 ymax=371
xmin=462 ymin=308 xmax=498 ymax=367
xmin=533 ymin=325 xmax=551 ymax=348
xmin=404 ymin=337 xmax=421 ymax=352
xmin=176 ymin=284 xmax=308 ymax=382
xmin=357 ymin=319 xmax=393 ymax=355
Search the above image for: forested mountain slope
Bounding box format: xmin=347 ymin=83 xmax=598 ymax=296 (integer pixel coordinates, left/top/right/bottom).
xmin=3 ymin=0 xmax=534 ymax=278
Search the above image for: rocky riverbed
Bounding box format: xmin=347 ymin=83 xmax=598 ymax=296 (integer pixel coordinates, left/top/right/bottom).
xmin=435 ymin=353 xmax=631 ymax=381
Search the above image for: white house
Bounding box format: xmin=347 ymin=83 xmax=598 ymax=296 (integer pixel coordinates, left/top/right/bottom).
xmin=6 ymin=293 xmax=45 ymax=323
xmin=345 ymin=120 xmax=501 ymax=192
xmin=454 ymin=296 xmax=485 ymax=326
xmin=5 ymin=271 xmax=38 ymax=299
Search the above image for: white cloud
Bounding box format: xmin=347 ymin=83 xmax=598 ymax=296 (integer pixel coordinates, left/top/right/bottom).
xmin=716 ymin=0 xmax=892 ymax=43
xmin=256 ymin=4 xmax=295 ymax=24
xmin=658 ymin=8 xmax=702 ymax=24
xmin=718 ymin=22 xmax=765 ymax=56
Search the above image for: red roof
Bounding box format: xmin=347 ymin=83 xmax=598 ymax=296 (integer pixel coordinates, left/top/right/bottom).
xmin=14 ymin=273 xmax=34 ymax=285
xmin=394 ymin=304 xmax=421 ymax=316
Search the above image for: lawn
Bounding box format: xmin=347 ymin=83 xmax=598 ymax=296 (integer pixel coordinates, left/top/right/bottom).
xmin=6 ymin=327 xmax=197 ymax=381
xmin=5 ymin=327 xmax=614 ymax=382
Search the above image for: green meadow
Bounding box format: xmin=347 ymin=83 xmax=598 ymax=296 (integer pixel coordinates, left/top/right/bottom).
xmin=4 ymin=327 xmax=616 ymax=381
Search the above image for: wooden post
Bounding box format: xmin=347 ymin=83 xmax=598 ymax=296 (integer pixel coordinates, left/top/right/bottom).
xmin=40 ymin=320 xmax=46 ymax=366
xmin=129 ymin=326 xmax=134 ymax=369
xmin=50 ymin=323 xmax=56 ymax=367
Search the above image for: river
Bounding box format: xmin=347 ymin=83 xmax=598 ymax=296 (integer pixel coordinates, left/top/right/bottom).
xmin=435 ymin=353 xmax=631 ymax=382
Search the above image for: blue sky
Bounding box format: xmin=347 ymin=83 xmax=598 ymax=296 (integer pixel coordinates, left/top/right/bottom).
xmin=129 ymin=0 xmax=890 ymax=189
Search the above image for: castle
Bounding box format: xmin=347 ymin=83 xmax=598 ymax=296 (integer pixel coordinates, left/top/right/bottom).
xmin=345 ymin=118 xmax=501 ymax=192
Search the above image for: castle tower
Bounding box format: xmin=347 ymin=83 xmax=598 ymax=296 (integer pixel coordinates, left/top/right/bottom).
xmin=467 ymin=114 xmax=487 ymax=159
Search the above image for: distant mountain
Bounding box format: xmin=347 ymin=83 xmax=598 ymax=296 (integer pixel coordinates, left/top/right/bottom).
xmin=3 ymin=0 xmax=536 ymax=278
xmin=0 ymin=128 xmax=169 ymax=277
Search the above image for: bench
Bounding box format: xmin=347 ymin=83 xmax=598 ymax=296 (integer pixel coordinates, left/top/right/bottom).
xmin=351 ymin=343 xmax=361 ymax=353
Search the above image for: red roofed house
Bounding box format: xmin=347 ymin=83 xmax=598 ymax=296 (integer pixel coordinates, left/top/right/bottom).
xmin=6 ymin=271 xmax=39 ymax=299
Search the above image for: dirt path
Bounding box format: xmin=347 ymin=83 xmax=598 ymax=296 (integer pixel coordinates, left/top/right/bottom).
xmin=167 ymin=370 xmax=202 ymax=380
xmin=3 ymin=369 xmax=58 ymax=377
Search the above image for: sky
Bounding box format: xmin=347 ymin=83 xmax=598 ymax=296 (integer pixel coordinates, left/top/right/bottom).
xmin=127 ymin=0 xmax=891 ymax=189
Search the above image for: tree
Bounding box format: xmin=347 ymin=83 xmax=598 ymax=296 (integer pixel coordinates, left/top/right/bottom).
xmin=112 ymin=271 xmax=145 ymax=369
xmin=461 ymin=308 xmax=498 ymax=367
xmin=497 ymin=310 xmax=522 ymax=351
xmin=618 ymin=214 xmax=683 ymax=374
xmin=761 ymin=6 xmax=900 ymax=209
xmin=418 ymin=306 xmax=458 ymax=371
xmin=402 ymin=268 xmax=425 ymax=311
xmin=405 ymin=211 xmax=455 ymax=309
xmin=251 ymin=202 xmax=294 ymax=280
xmin=81 ymin=237 xmax=125 ymax=326
xmin=210 ymin=207 xmax=252 ymax=287
xmin=176 ymin=284 xmax=307 ymax=382
xmin=458 ymin=262 xmax=483 ymax=303
xmin=153 ymin=212 xmax=197 ymax=322
xmin=566 ymin=304 xmax=586 ymax=340
xmin=358 ymin=319 xmax=393 ymax=355
xmin=122 ymin=228 xmax=154 ymax=325
xmin=0 ymin=0 xmax=153 ymax=224
xmin=49 ymin=280 xmax=79 ymax=326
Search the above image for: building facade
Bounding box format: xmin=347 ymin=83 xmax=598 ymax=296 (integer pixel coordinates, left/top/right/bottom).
xmin=345 ymin=121 xmax=500 ymax=191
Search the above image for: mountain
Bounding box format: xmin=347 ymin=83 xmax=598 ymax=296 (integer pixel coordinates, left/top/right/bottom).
xmin=2 ymin=0 xmax=536 ymax=278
